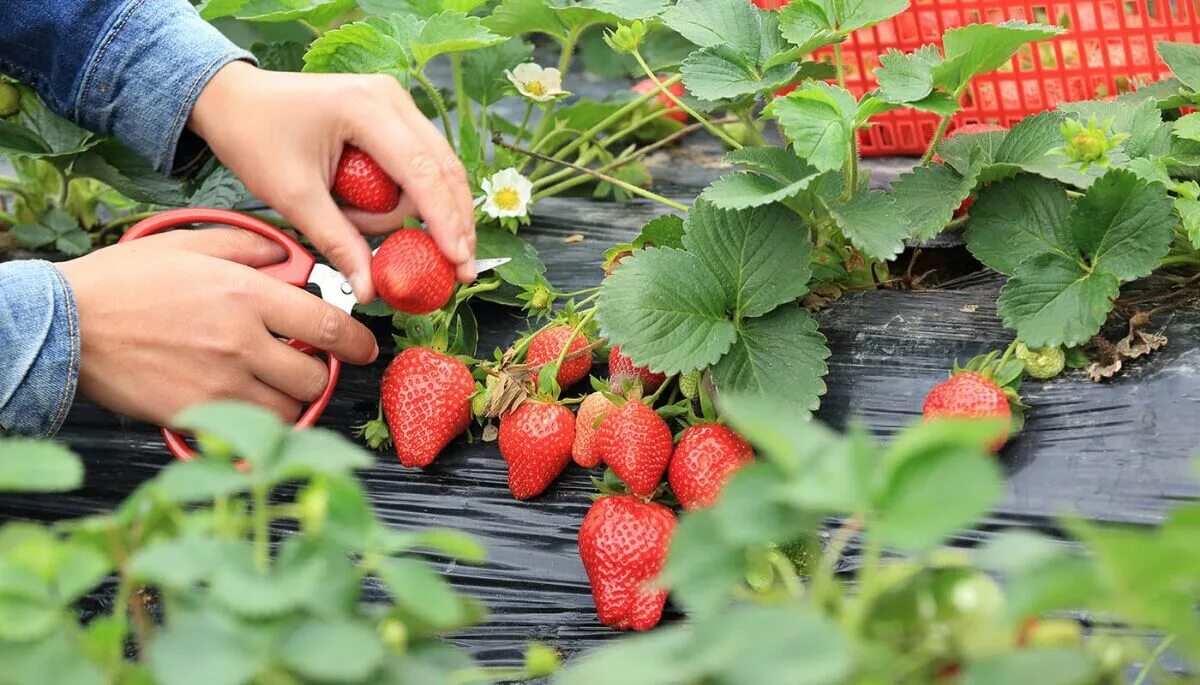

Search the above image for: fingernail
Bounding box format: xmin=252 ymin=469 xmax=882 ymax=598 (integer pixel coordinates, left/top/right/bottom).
xmin=353 ymin=273 xmax=372 ymax=304
xmin=369 ymin=341 xmax=380 ymax=363
xmin=456 ymin=236 xmax=471 ymax=262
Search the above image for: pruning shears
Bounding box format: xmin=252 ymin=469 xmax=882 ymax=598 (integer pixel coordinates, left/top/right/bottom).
xmin=119 ymin=208 xmax=509 ymax=461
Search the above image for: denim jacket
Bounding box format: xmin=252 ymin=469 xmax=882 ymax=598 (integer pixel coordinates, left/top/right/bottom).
xmin=0 ymin=0 xmax=254 ymax=436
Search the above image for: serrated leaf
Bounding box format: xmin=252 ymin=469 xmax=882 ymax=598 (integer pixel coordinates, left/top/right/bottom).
xmin=1173 ymin=112 xmax=1200 ymax=143
xmin=203 ymin=0 xmax=356 ymax=24
xmin=779 ymin=0 xmax=908 ymax=54
xmin=765 ymin=82 xmax=857 ymax=172
xmin=71 ymin=139 xmax=186 ymax=205
xmin=377 ymin=558 xmax=464 ymax=627
xmin=1071 ymin=170 xmax=1177 ymax=282
xmin=272 ymin=428 xmax=372 ymax=479
xmin=210 ymin=555 xmax=326 ymax=618
xmin=303 ymin=21 xmax=410 ymax=74
xmin=189 ymin=165 xmax=251 ymax=208
xmin=54 ymin=230 xmax=91 ymax=257
xmin=964 ymin=175 xmax=1074 ymax=275
xmin=682 ymin=201 xmax=812 ymax=318
xmin=997 ymin=253 xmax=1119 ymax=348
xmin=485 ymin=0 xmax=568 ymax=40
xmin=875 ymin=46 xmax=943 ymax=104
xmin=173 ymin=401 xmax=286 ymax=468
xmin=475 ymin=224 xmax=545 ymax=287
xmin=711 ymin=306 xmax=829 ymax=412
xmin=147 ymin=608 xmax=266 ymax=685
xmin=681 ymin=44 xmax=797 ymax=102
xmin=462 ymin=39 xmax=533 ymax=106
xmin=0 ymin=119 xmax=52 ymax=157
xmin=250 ymin=41 xmax=307 ymax=72
xmin=1179 ymin=196 xmax=1200 ymax=249
xmin=938 ymin=129 xmax=1008 ymax=175
xmin=597 ymin=248 xmax=737 ymax=375
xmin=546 ymin=0 xmax=667 ymax=20
xmin=935 ymin=21 xmax=1065 ymax=94
xmin=1157 ymin=41 xmax=1200 ymax=91
xmin=890 ymin=161 xmax=980 ymax=241
xmin=699 ymin=172 xmax=816 ymax=210
xmin=11 ymin=223 xmax=56 ymax=249
xmin=725 ymin=146 xmax=812 ymax=181
xmin=0 ymin=440 xmax=83 ymax=492
xmin=54 ymin=546 xmax=109 ymax=603
xmin=129 ymin=535 xmax=230 ymax=589
xmin=411 ymin=11 xmax=504 ymax=68
xmin=821 ymin=179 xmax=909 ymax=261
xmin=634 ymin=214 xmax=685 ymax=249
xmin=662 ymin=0 xmax=760 ymax=56
xmin=279 ymin=619 xmax=385 ymax=683
xmin=11 ymin=85 xmax=95 ymax=158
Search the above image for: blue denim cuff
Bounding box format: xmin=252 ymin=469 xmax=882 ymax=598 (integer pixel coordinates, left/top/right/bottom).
xmin=74 ymin=0 xmax=256 ymax=174
xmin=0 ymin=261 xmax=80 ymax=437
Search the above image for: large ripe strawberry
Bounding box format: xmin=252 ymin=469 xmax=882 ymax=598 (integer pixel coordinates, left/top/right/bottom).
xmin=609 ymin=346 xmax=667 ymax=394
xmin=578 ymin=495 xmax=676 ymax=631
xmin=526 ymin=325 xmax=593 ymax=388
xmin=498 ymin=400 xmax=576 ymax=500
xmin=632 ymin=78 xmax=688 ymax=124
xmin=382 ymin=347 xmax=475 ymax=468
xmin=667 ymin=424 xmax=754 ymax=510
xmin=595 ymin=401 xmax=674 ymax=497
xmin=573 ymin=392 xmax=615 ymax=468
xmin=922 ymin=371 xmax=1012 ymax=451
xmin=335 ymin=146 xmax=399 ymax=213
xmin=371 ymin=228 xmax=456 ymax=315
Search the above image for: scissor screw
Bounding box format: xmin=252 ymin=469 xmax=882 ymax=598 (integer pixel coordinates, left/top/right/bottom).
xmin=341 ymin=281 xmax=354 ymax=295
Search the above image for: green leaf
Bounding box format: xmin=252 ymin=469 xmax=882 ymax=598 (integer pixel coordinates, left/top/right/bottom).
xmin=718 ymin=393 xmax=832 ymax=471
xmin=1157 ymin=41 xmax=1200 ymax=91
xmin=997 ymin=253 xmax=1120 ymax=348
xmin=485 ymin=0 xmax=568 ymax=40
xmin=725 ymin=145 xmax=814 ymax=180
xmin=279 ymin=619 xmax=385 ymax=683
xmin=303 ymin=21 xmax=409 ymax=74
xmin=963 ymin=650 xmax=1097 ymax=685
xmin=820 ymin=179 xmax=909 ymax=261
xmin=250 ymin=41 xmax=308 ymax=72
xmin=690 ymin=606 xmax=852 ymax=684
xmin=662 ymin=0 xmax=760 ymax=56
xmin=700 ymin=172 xmax=818 ymax=210
xmin=474 ymin=224 xmax=545 ymax=288
xmin=11 ymin=85 xmax=95 ymax=158
xmin=934 ymin=21 xmax=1065 ymax=94
xmin=890 ymin=161 xmax=980 ymax=241
xmin=964 ymin=175 xmax=1074 ymax=275
xmin=0 ymin=631 xmax=105 ymax=685
xmin=779 ymin=0 xmax=908 ymax=54
xmin=0 ymin=597 xmax=60 ymax=642
xmin=547 ymin=0 xmax=667 ymax=20
xmin=462 ymin=39 xmax=533 ymax=106
xmin=711 ymin=306 xmax=829 ymax=412
xmin=0 ymin=440 xmax=83 ymax=493
xmin=683 ymin=201 xmax=812 ymax=318
xmin=681 ymin=44 xmax=797 ymax=102
xmin=10 ymin=223 xmax=56 ymax=249
xmin=555 ymin=628 xmax=693 ymax=685
xmin=173 ymin=401 xmax=286 ymax=468
xmin=272 ymin=428 xmax=372 ymax=479
xmin=202 ymin=0 xmax=356 ymax=24
xmin=765 ymin=82 xmax=857 ymax=172
xmin=189 ymin=165 xmax=251 ymax=209
xmin=147 ymin=608 xmax=266 ymax=685
xmin=54 ymin=546 xmax=109 ymax=603
xmin=597 ymin=247 xmax=737 ymax=375
xmin=54 ymin=230 xmax=91 ymax=257
xmin=1174 ymin=112 xmax=1200 ymax=143
xmin=1060 ymin=98 xmax=1163 ymax=159
xmin=411 ymin=11 xmax=504 ymax=68
xmin=71 ymin=139 xmax=187 ymax=205
xmin=634 ymin=214 xmax=685 ymax=249
xmin=412 ymin=529 xmax=486 ymax=564
xmin=938 ymin=128 xmax=1008 ymax=175
xmin=129 ymin=535 xmax=230 ymax=589
xmin=0 ymin=119 xmax=52 ymax=157
xmin=210 ymin=555 xmax=326 ymax=618
xmin=875 ymin=46 xmax=942 ymax=104
xmin=156 ymin=459 xmax=252 ymax=503
xmin=377 ymin=558 xmax=464 ymax=627
xmin=1071 ymin=169 xmax=1177 ymax=281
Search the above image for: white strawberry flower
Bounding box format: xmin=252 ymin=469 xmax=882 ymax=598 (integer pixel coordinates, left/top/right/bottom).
xmin=480 ymin=168 xmax=533 ymax=219
xmin=505 ymin=63 xmax=570 ymax=103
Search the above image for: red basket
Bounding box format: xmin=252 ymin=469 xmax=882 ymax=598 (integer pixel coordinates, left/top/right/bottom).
xmin=808 ymin=0 xmax=1200 ymax=156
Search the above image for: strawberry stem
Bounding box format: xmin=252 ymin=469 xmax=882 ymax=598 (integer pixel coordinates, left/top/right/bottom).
xmin=413 ymin=71 xmax=456 ymax=152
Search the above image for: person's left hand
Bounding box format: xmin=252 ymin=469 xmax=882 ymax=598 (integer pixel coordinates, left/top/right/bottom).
xmin=187 ymin=61 xmax=478 ymax=302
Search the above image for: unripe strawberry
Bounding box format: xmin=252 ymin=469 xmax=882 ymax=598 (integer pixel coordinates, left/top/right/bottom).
xmin=678 ymin=370 xmax=701 ymax=399
xmin=526 ymin=325 xmax=593 ymax=389
xmin=0 ymin=82 xmax=19 ymax=118
xmin=1015 ymin=342 xmax=1066 ymax=380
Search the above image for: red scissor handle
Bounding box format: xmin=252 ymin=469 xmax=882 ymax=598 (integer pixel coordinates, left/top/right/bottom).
xmin=119 ymin=209 xmax=341 ymax=462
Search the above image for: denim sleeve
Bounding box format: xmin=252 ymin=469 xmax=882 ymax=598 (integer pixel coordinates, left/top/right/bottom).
xmin=0 ymin=261 xmax=80 ymax=438
xmin=0 ymin=0 xmax=256 ymax=174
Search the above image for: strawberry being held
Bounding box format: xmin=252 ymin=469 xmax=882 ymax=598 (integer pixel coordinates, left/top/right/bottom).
xmin=498 ymin=400 xmax=576 ymax=500
xmin=578 ymin=495 xmax=676 ymax=631
xmin=573 ymin=392 xmax=615 ymax=468
xmin=595 ymin=400 xmax=674 ymax=497
xmin=526 ymin=325 xmax=593 ymax=388
xmin=609 ymin=346 xmax=667 ymax=394
xmin=667 ymin=424 xmax=754 ymax=510
xmin=371 ymin=228 xmax=456 ymax=315
xmin=335 ymin=145 xmax=399 ymax=213
xmin=922 ymin=371 xmax=1012 ymax=451
xmin=381 ymin=347 xmax=475 ymax=468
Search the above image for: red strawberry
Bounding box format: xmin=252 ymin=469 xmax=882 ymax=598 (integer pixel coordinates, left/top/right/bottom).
xmin=922 ymin=371 xmax=1012 ymax=451
xmin=595 ymin=401 xmax=674 ymax=497
xmin=382 ymin=347 xmax=475 ymax=468
xmin=578 ymin=495 xmax=676 ymax=631
xmin=335 ymin=146 xmax=399 ymax=213
xmin=526 ymin=325 xmax=593 ymax=388
xmin=632 ymin=78 xmax=688 ymax=124
xmin=667 ymin=424 xmax=754 ymax=510
xmin=371 ymin=228 xmax=456 ymax=315
xmin=573 ymin=392 xmax=615 ymax=468
xmin=498 ymin=400 xmax=576 ymax=500
xmin=609 ymin=346 xmax=667 ymax=394
xmin=751 ymin=0 xmax=791 ymax=8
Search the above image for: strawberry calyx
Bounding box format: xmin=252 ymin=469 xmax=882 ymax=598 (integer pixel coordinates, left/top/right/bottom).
xmin=589 ymin=468 xmax=668 ymax=504
xmin=353 ymin=399 xmax=393 ymax=450
xmin=953 ymin=345 xmax=1029 ymax=434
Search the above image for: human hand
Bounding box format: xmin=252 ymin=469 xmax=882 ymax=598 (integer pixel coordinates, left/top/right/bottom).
xmin=57 ymin=229 xmax=379 ymax=426
xmin=186 ymin=61 xmax=478 ymax=302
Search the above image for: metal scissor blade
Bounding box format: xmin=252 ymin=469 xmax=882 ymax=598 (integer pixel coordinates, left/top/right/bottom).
xmin=474 ymin=257 xmax=511 ymax=273
xmin=308 ymin=263 xmax=358 ymax=315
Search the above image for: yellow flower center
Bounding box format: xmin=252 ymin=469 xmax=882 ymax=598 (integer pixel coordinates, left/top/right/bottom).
xmin=494 ymin=187 xmax=521 ymax=211
xmin=524 ymin=81 xmax=546 ymax=97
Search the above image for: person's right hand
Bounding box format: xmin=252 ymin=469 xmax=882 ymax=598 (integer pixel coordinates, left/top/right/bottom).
xmin=57 ymin=228 xmax=379 ymax=427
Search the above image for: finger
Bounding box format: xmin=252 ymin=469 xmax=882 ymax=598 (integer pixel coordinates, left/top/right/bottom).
xmin=455 ymin=260 xmax=477 ymax=284
xmin=254 ymin=277 xmax=379 ymax=365
xmin=241 ymin=378 xmax=303 ymax=423
xmin=342 ymin=194 xmax=419 ymax=235
xmin=273 ymin=184 xmax=377 ymax=302
xmin=251 ymin=336 xmax=332 ymax=403
xmin=143 ymin=227 xmax=287 ymax=267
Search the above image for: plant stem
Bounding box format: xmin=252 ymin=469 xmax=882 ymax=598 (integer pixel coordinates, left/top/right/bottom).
xmin=1159 ymin=255 xmax=1200 ymax=267
xmin=516 ymin=101 xmax=534 ymax=144
xmin=737 ymin=109 xmax=768 ymax=147
xmin=252 ymin=485 xmax=269 ymax=572
xmin=843 ymin=132 xmax=859 ymax=201
xmin=532 ymin=109 xmax=671 ymax=187
xmin=833 ymin=43 xmax=847 ymax=89
xmin=544 ymin=74 xmax=685 ymax=167
xmin=451 ymin=54 xmax=475 ymax=129
xmin=766 ymin=549 xmax=804 ymax=598
xmin=495 ymin=134 xmax=688 ymax=211
xmin=920 ymin=114 xmax=955 ymax=166
xmin=413 ymin=71 xmax=456 ymax=152
xmin=812 ymin=516 xmax=862 ymax=605
xmin=1132 ymin=635 xmax=1175 ymax=685
xmin=631 ymin=49 xmax=743 ymax=150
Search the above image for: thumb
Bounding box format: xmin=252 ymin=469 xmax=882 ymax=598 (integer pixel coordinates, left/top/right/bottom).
xmin=145 ymin=227 xmax=289 ymax=267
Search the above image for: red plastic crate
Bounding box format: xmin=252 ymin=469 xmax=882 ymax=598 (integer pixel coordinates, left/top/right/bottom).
xmin=807 ymin=0 xmax=1200 ymax=156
